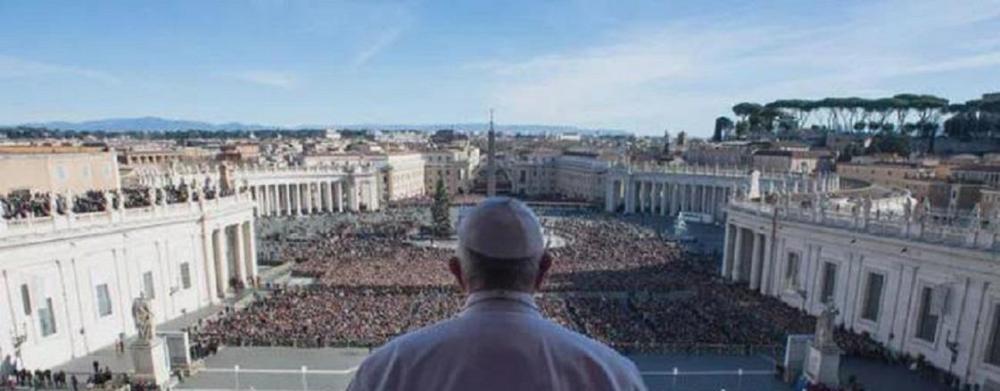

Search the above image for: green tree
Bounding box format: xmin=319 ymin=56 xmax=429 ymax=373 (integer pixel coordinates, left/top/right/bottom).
xmin=431 ymin=178 xmax=451 ymax=238
xmin=713 ymin=116 xmax=733 ymax=141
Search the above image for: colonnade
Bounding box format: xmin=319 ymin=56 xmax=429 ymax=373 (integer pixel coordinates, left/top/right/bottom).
xmin=604 ymin=170 xmax=755 ymax=223
xmin=721 ymin=222 xmax=773 ymax=294
xmin=206 ymin=220 xmax=258 ymax=299
xmin=606 ymin=178 xmax=735 ymax=222
xmin=248 ymin=180 xmax=353 ymax=217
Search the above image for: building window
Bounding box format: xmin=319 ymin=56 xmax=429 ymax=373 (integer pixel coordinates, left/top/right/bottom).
xmin=915 ymin=287 xmax=939 ymax=342
xmin=39 ymin=298 xmax=57 ymax=337
xmin=142 ymin=271 xmax=156 ymax=299
xmin=861 ymin=273 xmax=884 ymax=322
xmin=985 ymin=305 xmax=1000 ymax=366
xmin=20 ymin=284 xmax=31 ymax=315
xmin=784 ymin=253 xmax=800 ymax=290
xmin=820 ymin=262 xmax=837 ymax=304
xmin=180 ymin=263 xmax=192 ymax=289
xmin=96 ymin=284 xmax=113 ymax=317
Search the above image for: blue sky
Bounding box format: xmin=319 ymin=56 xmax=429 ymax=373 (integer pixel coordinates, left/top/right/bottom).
xmin=1 ymin=0 xmax=998 ymax=136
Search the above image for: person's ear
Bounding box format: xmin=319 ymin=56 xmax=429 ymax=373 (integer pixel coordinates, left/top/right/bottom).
xmin=448 ymin=257 xmax=466 ymax=291
xmin=534 ymin=251 xmax=552 ymax=290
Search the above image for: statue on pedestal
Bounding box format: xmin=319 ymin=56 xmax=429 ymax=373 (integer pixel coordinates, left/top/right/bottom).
xmin=814 ymin=304 xmax=839 ymax=350
xmin=805 ymin=303 xmax=842 ymax=387
xmin=971 ymin=203 xmax=982 ymax=228
xmin=132 ymin=295 xmax=154 ymax=343
xmin=129 ymin=293 xmax=169 ymax=386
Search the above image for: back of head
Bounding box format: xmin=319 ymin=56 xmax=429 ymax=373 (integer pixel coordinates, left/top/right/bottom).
xmin=456 ymin=197 xmax=545 ymax=292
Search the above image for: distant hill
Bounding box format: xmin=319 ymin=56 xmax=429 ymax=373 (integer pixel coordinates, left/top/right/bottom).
xmin=336 ymin=123 xmax=628 ymax=136
xmin=20 ymin=117 xmax=276 ymax=132
xmin=15 ymin=117 xmax=628 ymax=135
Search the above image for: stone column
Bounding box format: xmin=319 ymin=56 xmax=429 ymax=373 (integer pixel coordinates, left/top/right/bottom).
xmin=201 ymin=230 xmax=218 ymax=304
xmin=304 ymin=183 xmax=313 ymax=214
xmin=625 ymin=179 xmax=636 ymax=214
xmin=706 ymin=186 xmax=714 ymax=218
xmin=638 ymin=181 xmax=647 ymax=213
xmin=701 ymin=185 xmax=708 ymax=214
xmin=605 ymin=178 xmax=616 ymax=213
xmin=212 ymin=228 xmax=230 ymax=296
xmin=670 ymin=183 xmax=680 ymax=215
xmin=253 ymin=185 xmax=267 ymax=217
xmin=324 ymin=182 xmax=334 ymax=212
xmin=243 ymin=221 xmax=258 ymax=285
xmin=263 ymin=185 xmax=272 ymax=216
xmin=347 ymin=180 xmax=359 ymax=212
xmin=660 ymin=182 xmax=669 ymax=216
xmin=298 ymin=183 xmax=306 ymax=215
xmin=299 ymin=183 xmax=307 ymax=215
xmin=721 ymin=224 xmax=734 ymax=277
xmin=270 ymin=184 xmax=277 ymax=216
xmin=284 ymin=184 xmax=292 ymax=216
xmin=233 ymin=224 xmax=247 ymax=285
xmin=759 ymin=234 xmax=773 ymax=295
xmin=749 ymin=233 xmax=762 ymax=289
xmin=335 ymin=181 xmax=344 ymax=212
xmin=731 ymin=227 xmax=744 ymax=281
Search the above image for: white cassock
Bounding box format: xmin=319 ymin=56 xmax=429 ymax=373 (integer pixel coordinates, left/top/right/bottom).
xmin=347 ymin=291 xmax=647 ymax=391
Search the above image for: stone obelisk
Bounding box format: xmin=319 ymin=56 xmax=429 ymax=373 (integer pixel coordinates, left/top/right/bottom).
xmin=487 ymin=109 xmax=497 ymax=197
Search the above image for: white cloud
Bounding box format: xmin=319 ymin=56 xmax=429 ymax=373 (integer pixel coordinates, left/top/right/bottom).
xmin=0 ymin=55 xmax=121 ymax=85
xmin=228 ymin=70 xmax=299 ymax=89
xmin=353 ymin=27 xmax=405 ymax=69
xmin=481 ymin=0 xmax=1000 ymax=135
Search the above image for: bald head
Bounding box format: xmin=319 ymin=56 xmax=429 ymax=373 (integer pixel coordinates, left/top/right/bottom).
xmin=450 ymin=197 xmax=551 ymax=292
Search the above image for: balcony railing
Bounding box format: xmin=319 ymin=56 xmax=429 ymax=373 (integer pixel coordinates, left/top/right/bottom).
xmin=0 ymin=191 xmax=251 ymax=239
xmin=728 ymin=200 xmax=999 ymax=252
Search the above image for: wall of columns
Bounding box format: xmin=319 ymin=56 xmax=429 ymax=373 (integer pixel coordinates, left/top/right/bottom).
xmin=604 ymin=170 xmax=756 ymax=223
xmin=236 ymin=167 xmax=381 ymax=217
xmin=606 ymin=177 xmax=737 ymax=222
xmin=723 ymin=202 xmax=1000 ymax=387
xmin=0 ymin=195 xmax=257 ymax=369
xmin=249 ymin=180 xmax=349 ymax=217
xmin=604 ymin=168 xmax=839 ymax=223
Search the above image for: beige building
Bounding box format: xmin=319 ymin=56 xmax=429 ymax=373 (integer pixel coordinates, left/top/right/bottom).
xmin=301 ymin=151 xmax=426 ymax=202
xmin=382 ymin=152 xmax=426 ymax=201
xmin=423 ymin=146 xmax=481 ymax=195
xmin=682 ymin=142 xmax=755 ymax=167
xmin=952 ymin=165 xmax=1000 ymax=188
xmin=220 ymin=143 xmax=261 ymax=162
xmin=117 ymin=149 xmax=182 ymax=166
xmin=0 ymin=146 xmax=121 ymax=194
xmin=838 ymin=161 xmax=956 ymax=201
xmin=752 ymin=150 xmax=832 ymax=174
xmin=509 ymin=151 xmax=610 ymax=202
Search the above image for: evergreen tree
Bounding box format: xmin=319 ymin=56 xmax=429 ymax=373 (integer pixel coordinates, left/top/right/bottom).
xmin=431 ymin=178 xmax=451 ymax=238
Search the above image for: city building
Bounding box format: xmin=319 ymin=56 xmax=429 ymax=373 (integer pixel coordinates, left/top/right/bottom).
xmin=952 ymin=165 xmax=1000 ymax=188
xmin=422 ymin=146 xmax=481 ymax=195
xmin=0 ymin=146 xmax=121 ymax=194
xmin=752 ymin=149 xmax=833 ymax=174
xmin=219 ymin=143 xmax=260 ymax=162
xmin=381 ymin=152 xmax=426 ymax=202
xmin=724 ymin=197 xmax=1000 ymax=387
xmin=0 ymin=190 xmax=257 ymax=368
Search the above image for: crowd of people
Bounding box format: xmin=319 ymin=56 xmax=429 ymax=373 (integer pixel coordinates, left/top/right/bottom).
xmin=1 ymin=182 xmax=237 ymax=220
xmin=190 ymin=206 xmax=860 ymax=356
xmin=0 ymin=356 xmax=159 ymax=390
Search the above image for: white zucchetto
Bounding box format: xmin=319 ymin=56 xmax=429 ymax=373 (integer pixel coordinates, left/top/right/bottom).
xmin=457 ymin=197 xmax=545 ymax=260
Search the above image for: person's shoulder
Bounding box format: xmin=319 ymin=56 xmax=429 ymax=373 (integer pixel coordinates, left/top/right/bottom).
xmin=361 ymin=317 xmax=460 ymax=365
xmin=535 ymin=320 xmax=645 ymax=389
xmin=537 ymin=318 xmax=637 ymax=367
